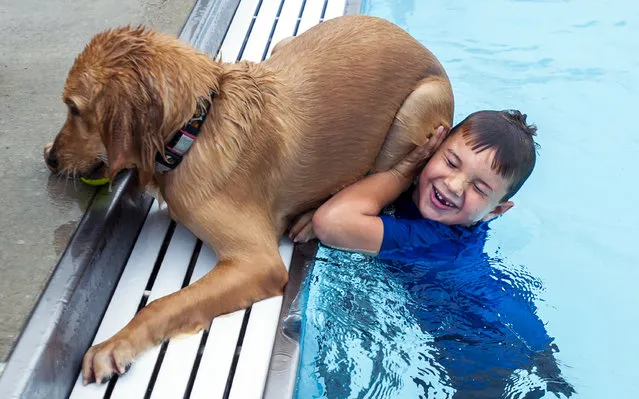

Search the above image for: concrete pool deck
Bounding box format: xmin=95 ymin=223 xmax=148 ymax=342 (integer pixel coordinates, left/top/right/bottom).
xmin=0 ymin=0 xmax=195 ymax=364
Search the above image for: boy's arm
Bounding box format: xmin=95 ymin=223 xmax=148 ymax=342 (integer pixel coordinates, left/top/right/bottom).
xmin=312 ymin=169 xmax=411 ymax=255
xmin=311 ymin=126 xmax=447 ymax=254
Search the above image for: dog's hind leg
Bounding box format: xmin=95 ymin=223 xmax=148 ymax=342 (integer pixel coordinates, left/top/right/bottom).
xmin=284 ymin=78 xmax=454 ymax=244
xmin=288 ymin=208 xmax=317 ymax=243
xmin=372 ymin=77 xmax=454 ymax=172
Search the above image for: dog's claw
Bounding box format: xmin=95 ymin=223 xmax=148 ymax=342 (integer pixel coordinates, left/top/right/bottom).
xmin=117 ymin=361 xmax=133 ymax=376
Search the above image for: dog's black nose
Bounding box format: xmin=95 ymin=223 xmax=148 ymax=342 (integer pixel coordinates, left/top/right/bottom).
xmin=46 ymin=147 xmax=58 ymax=169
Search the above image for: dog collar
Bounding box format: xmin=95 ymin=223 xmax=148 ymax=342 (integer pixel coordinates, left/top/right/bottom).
xmin=155 ymin=92 xmax=213 ymax=174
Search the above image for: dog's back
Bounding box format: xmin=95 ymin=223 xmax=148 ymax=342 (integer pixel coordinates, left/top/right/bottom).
xmin=265 ymin=15 xmax=452 ymax=223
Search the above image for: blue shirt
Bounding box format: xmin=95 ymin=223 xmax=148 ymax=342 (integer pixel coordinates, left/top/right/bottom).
xmin=374 ymin=188 xmax=574 ymax=397
xmin=378 ymin=189 xmax=488 ymax=261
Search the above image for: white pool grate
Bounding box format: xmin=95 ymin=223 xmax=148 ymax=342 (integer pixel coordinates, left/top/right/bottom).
xmin=68 ymin=1 xmax=347 ymax=398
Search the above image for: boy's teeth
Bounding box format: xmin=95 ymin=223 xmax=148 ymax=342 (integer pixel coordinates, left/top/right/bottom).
xmin=435 ymin=189 xmax=454 ymax=207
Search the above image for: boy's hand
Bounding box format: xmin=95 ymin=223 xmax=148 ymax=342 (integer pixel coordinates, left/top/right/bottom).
xmin=392 ymin=125 xmax=448 ymax=179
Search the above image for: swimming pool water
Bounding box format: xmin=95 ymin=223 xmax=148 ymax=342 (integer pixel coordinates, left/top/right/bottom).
xmin=294 ymin=0 xmax=639 ymax=398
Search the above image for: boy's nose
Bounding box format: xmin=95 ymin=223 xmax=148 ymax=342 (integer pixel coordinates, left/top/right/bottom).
xmin=444 ymin=172 xmax=467 ymax=197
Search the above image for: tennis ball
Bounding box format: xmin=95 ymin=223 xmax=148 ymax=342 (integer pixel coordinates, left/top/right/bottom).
xmin=80 ymin=177 xmax=110 ymax=186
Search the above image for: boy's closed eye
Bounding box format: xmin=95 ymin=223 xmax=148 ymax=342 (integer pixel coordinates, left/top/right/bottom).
xmin=472 ymin=183 xmax=488 ymax=196
xmin=473 ymin=178 xmax=493 ymax=196
xmin=444 ymin=155 xmax=460 ymax=170
xmin=444 ymin=150 xmax=462 ymax=168
xmin=444 ymin=156 xmax=456 ymax=169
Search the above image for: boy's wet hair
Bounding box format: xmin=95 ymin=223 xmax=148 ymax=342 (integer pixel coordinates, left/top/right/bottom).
xmin=451 ymin=110 xmax=539 ymax=201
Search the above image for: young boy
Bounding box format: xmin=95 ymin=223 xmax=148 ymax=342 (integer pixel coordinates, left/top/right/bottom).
xmin=289 ymin=109 xmax=538 ymax=257
xmin=291 ymin=110 xmax=577 ymax=396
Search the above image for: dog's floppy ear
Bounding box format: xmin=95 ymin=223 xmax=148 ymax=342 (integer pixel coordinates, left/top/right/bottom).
xmin=96 ymin=74 xmax=165 ymax=183
xmin=97 ymin=86 xmax=135 ymax=179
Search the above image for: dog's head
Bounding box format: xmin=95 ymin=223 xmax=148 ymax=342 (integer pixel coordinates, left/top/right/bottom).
xmin=44 ymin=26 xmax=169 ymax=185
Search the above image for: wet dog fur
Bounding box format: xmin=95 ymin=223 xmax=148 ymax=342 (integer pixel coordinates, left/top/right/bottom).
xmin=43 ymin=14 xmax=453 ymax=384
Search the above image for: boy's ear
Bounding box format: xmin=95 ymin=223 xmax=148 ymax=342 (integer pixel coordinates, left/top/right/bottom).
xmin=482 ymin=201 xmax=514 ymax=222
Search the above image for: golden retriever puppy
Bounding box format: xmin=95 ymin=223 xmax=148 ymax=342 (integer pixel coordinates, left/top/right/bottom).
xmin=43 ymin=14 xmax=453 ymax=384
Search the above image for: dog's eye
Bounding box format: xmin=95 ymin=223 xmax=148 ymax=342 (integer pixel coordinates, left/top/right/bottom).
xmin=68 ymin=103 xmax=80 ymax=116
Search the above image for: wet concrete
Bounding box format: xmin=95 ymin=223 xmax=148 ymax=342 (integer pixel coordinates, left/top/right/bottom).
xmin=0 ymin=0 xmax=195 ymax=362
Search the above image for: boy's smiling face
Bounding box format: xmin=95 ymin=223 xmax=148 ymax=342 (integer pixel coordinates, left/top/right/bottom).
xmin=414 ymin=131 xmax=514 ymax=226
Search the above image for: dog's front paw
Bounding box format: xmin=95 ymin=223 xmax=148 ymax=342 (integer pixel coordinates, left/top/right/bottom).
xmin=82 ymin=335 xmax=137 ymax=385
